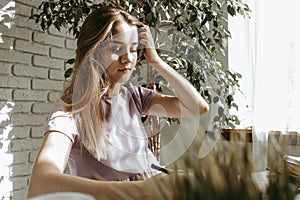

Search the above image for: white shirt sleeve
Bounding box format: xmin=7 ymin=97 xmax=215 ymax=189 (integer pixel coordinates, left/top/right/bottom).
xmin=44 ymin=104 xmax=78 ymax=143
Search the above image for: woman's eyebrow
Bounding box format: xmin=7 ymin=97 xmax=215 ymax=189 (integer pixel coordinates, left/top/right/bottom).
xmin=111 ymin=40 xmax=138 ymax=45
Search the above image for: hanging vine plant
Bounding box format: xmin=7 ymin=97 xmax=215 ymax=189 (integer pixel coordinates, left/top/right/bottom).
xmin=30 ymin=0 xmax=251 ymax=129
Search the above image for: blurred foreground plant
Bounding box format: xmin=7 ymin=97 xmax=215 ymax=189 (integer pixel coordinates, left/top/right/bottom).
xmin=149 ymin=138 xmax=300 ymax=200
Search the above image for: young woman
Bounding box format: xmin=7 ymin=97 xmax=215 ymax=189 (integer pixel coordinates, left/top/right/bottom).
xmin=27 ymin=6 xmax=209 ymax=199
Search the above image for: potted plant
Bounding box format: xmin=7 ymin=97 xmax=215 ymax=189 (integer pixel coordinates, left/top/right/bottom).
xmin=30 ymin=0 xmax=250 ymax=130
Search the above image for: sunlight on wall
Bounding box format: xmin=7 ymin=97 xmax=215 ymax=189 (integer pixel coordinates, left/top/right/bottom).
xmin=0 ymin=1 xmax=16 ymax=198
xmin=0 ymin=102 xmax=15 ymax=198
xmin=0 ymin=1 xmax=15 ymax=28
xmin=0 ymin=1 xmax=15 ymax=47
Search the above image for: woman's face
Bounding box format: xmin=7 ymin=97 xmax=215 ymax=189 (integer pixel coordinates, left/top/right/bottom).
xmin=101 ymin=22 xmax=139 ymax=84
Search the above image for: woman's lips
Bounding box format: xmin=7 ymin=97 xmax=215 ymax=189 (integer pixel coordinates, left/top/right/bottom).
xmin=118 ymin=68 xmax=131 ymax=73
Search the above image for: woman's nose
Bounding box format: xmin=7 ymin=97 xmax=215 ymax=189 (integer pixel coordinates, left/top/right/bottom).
xmin=119 ymin=52 xmax=133 ymax=64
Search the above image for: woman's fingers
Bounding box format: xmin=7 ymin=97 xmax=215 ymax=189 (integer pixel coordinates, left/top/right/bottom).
xmin=138 ymin=25 xmax=159 ymax=63
xmin=138 ymin=26 xmax=155 ymax=48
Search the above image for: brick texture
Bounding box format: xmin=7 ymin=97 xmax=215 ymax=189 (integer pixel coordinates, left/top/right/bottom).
xmin=0 ymin=1 xmax=76 ymax=199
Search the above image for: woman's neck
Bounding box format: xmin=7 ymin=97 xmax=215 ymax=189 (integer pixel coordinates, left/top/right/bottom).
xmin=107 ymin=83 xmax=121 ymax=97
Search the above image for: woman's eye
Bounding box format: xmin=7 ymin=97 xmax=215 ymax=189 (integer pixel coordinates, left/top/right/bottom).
xmin=111 ymin=47 xmax=122 ymax=53
xmin=110 ymin=46 xmax=137 ymax=54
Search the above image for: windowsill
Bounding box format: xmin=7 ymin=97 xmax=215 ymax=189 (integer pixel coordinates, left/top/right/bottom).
xmin=221 ymin=128 xmax=253 ymax=143
xmin=268 ymin=131 xmax=300 ymax=146
xmin=221 ymin=128 xmax=299 ymax=146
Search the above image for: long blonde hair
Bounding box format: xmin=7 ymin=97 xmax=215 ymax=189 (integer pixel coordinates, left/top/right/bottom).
xmin=60 ymin=6 xmax=143 ymax=160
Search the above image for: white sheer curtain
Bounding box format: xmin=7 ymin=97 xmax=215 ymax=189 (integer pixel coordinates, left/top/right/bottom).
xmin=229 ymin=0 xmax=300 ymax=171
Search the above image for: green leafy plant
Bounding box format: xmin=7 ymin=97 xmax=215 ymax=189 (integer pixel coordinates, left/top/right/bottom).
xmin=30 ymin=0 xmax=251 ymax=129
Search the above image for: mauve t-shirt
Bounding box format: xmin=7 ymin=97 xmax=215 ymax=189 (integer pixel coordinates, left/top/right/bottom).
xmin=44 ymin=83 xmax=160 ymax=181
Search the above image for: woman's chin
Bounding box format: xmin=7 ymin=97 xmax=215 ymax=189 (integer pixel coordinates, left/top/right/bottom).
xmin=118 ymin=73 xmax=133 ymax=83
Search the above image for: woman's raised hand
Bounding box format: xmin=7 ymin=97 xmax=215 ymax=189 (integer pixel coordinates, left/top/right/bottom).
xmin=138 ymin=25 xmax=160 ymax=64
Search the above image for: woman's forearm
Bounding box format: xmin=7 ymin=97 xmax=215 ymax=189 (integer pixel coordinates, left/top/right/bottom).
xmin=27 ymin=170 xmax=156 ymax=200
xmin=139 ymin=25 xmax=209 ymax=116
xmin=150 ymin=57 xmax=209 ymax=116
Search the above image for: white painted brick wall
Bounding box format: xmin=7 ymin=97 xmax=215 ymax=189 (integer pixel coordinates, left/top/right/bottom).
xmin=49 ymin=69 xmax=65 ymax=81
xmin=32 ymin=55 xmax=65 ymax=68
xmin=0 ymin=1 xmax=76 ymax=199
xmin=0 ymin=63 xmax=13 ymax=75
xmin=33 ymin=32 xmax=66 ymax=48
xmin=13 ymin=65 xmax=49 ymax=79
